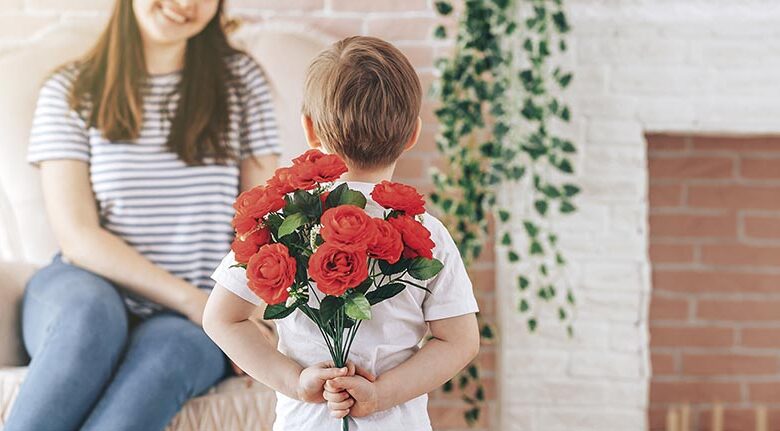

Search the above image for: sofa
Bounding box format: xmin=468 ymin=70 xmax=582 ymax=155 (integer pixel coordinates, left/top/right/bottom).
xmin=0 ymin=20 xmax=329 ymax=430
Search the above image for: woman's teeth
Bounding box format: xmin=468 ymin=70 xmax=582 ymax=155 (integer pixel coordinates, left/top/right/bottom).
xmin=160 ymin=5 xmax=189 ymax=24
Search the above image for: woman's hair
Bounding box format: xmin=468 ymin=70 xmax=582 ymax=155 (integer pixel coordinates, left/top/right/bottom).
xmin=68 ymin=0 xmax=238 ymax=165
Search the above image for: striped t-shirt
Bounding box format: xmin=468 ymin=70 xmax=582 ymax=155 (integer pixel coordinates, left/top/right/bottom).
xmin=28 ymin=52 xmax=280 ymax=316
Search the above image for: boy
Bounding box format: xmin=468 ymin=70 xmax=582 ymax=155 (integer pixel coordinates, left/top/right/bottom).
xmin=203 ymin=36 xmax=480 ymax=431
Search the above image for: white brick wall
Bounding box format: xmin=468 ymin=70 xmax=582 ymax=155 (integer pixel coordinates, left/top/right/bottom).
xmin=4 ymin=0 xmax=780 ymax=430
xmin=498 ymin=1 xmax=780 ymax=430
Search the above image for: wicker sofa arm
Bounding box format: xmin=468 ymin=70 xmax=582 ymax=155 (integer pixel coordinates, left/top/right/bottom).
xmin=0 ymin=260 xmax=35 ymax=367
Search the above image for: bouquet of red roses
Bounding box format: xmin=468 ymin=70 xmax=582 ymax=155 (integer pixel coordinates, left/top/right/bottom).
xmin=229 ymin=149 xmax=443 ymax=431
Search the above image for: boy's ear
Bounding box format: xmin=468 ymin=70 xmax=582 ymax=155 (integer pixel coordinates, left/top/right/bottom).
xmin=402 ymin=117 xmax=422 ymax=153
xmin=301 ymin=115 xmax=322 ymax=149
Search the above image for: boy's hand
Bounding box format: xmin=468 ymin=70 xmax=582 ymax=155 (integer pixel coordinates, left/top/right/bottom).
xmin=324 ymin=375 xmax=380 ymax=418
xmin=297 ymin=361 xmax=375 ymax=404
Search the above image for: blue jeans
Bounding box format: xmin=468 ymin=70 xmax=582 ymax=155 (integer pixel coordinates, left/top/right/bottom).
xmin=4 ymin=255 xmax=228 ymax=431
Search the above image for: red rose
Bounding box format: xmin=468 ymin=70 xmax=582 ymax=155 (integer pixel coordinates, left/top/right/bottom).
xmin=371 ymin=181 xmax=426 ymax=216
xmin=231 ymin=227 xmax=271 ymax=264
xmin=292 ymin=149 xmax=326 ymax=165
xmin=387 ymin=214 xmax=435 ymax=259
xmin=308 ymin=242 xmax=369 ymax=296
xmin=320 ymin=205 xmax=377 ymax=250
xmin=232 ymin=186 xmax=285 ymax=236
xmin=290 ymin=150 xmax=348 ymax=186
xmin=368 ymin=218 xmax=403 ymax=263
xmin=267 ymin=167 xmax=298 ymax=194
xmin=246 ymin=244 xmax=297 ymax=305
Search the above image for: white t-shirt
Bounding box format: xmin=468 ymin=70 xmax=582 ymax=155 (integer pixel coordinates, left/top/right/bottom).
xmin=211 ymin=181 xmax=479 ymax=431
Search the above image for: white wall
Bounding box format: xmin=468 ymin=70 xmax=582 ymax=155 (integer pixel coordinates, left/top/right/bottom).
xmin=498 ymin=1 xmax=780 ymax=430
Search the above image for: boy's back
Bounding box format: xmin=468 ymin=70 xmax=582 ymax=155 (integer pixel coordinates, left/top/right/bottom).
xmin=211 ymin=180 xmax=478 ymax=430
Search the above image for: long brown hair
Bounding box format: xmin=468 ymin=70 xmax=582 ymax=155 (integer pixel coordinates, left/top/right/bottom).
xmin=68 ymin=0 xmax=238 ymax=165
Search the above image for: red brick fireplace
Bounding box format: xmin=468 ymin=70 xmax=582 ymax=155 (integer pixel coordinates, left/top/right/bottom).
xmin=648 ymin=134 xmax=780 ymax=430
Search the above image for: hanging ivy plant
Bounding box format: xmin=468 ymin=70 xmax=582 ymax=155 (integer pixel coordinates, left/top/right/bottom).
xmin=430 ymin=0 xmax=578 ymax=425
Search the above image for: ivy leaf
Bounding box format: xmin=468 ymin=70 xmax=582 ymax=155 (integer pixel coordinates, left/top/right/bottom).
xmin=559 ymin=307 xmax=567 ymax=320
xmin=519 ymin=298 xmax=529 ymax=312
xmin=498 ymin=210 xmax=511 ymax=222
xmin=527 ymin=318 xmax=538 ymax=332
xmin=443 ymin=380 xmax=453 ymax=392
xmin=530 ymin=241 xmax=543 ymax=255
xmin=434 ymin=25 xmax=447 ymax=39
xmin=481 ymin=324 xmax=494 ymax=339
xmin=434 ymin=0 xmax=453 ymax=15
xmin=409 ymin=258 xmax=444 ymax=280
xmin=319 ymin=296 xmax=344 ymax=325
xmin=365 ymin=282 xmax=406 ymax=305
xmin=344 ymin=292 xmax=372 ymax=320
xmin=563 ymin=184 xmax=581 ymax=197
xmin=560 ymin=200 xmax=577 ymax=213
xmin=501 ymin=232 xmax=512 ymax=246
xmin=518 ymin=276 xmax=529 ymax=290
xmin=263 ymin=302 xmax=298 ymax=320
xmin=534 ymin=199 xmax=548 ymax=216
xmin=558 ymin=73 xmax=573 ymax=88
xmin=552 ymin=11 xmax=570 ymax=33
xmin=567 ymin=290 xmax=576 ymax=305
xmin=560 ymin=140 xmax=576 ymax=153
xmin=560 ymin=106 xmax=571 ymax=122
xmin=557 ymin=158 xmax=574 ymax=174
xmin=278 ymin=213 xmax=308 ymax=238
xmin=508 ymin=251 xmax=520 ymax=262
xmin=523 ymin=221 xmax=538 ymax=237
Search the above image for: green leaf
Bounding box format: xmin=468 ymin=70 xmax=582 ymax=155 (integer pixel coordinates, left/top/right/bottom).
xmin=443 ymin=380 xmax=453 ymax=392
xmin=468 ymin=364 xmax=478 ymax=379
xmin=366 ymin=282 xmax=406 ymax=305
xmin=434 ymin=0 xmax=453 ymax=15
xmin=523 ymin=221 xmax=538 ymax=237
xmin=501 ymin=232 xmax=512 ymax=246
xmin=277 ymin=213 xmax=307 ymax=238
xmin=287 ymin=190 xmax=322 ymax=219
xmin=563 ymin=184 xmax=580 ymax=197
xmin=559 ymin=307 xmax=567 ymax=320
xmin=560 ymin=140 xmax=576 ymax=153
xmin=480 ymin=324 xmax=494 ymax=339
xmin=560 ymin=201 xmax=577 ymax=213
xmin=557 ymin=158 xmax=574 ymax=173
xmin=263 ymin=302 xmax=298 ymax=320
xmin=498 ymin=210 xmax=511 ymax=222
xmin=567 ymin=290 xmax=576 ymax=305
xmin=530 ymin=241 xmax=543 ymax=255
xmin=325 ymin=183 xmax=348 ymax=209
xmin=319 ymin=296 xmax=344 ymax=325
xmin=265 ymin=213 xmax=284 ymax=236
xmin=527 ymin=318 xmax=537 ymax=332
xmin=340 ymin=189 xmax=367 ymax=209
xmin=355 ymin=278 xmax=373 ymax=294
xmin=534 ymin=199 xmax=548 ymax=216
xmin=519 ymin=298 xmax=529 ymax=312
xmin=408 ymin=257 xmax=444 ymax=281
xmin=518 ymin=276 xmax=529 ymax=290
xmin=508 ymin=251 xmax=520 ymax=262
xmin=558 ymin=73 xmax=573 ymax=88
xmin=379 ymin=258 xmax=411 ymax=275
xmin=434 ymin=25 xmax=447 ymax=39
xmin=344 ymin=292 xmax=372 ymax=320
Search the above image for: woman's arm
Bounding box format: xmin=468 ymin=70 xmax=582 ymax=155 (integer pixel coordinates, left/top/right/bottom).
xmin=40 ymin=159 xmax=208 ymax=323
xmin=240 ymin=154 xmax=278 ymax=192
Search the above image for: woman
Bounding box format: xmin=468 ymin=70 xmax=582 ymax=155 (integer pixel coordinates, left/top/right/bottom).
xmin=5 ymin=0 xmax=279 ymax=430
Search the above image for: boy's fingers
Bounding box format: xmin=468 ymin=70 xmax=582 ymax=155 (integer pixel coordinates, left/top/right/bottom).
xmin=328 ymin=398 xmax=354 ymax=411
xmin=317 ymin=367 xmax=349 ymax=381
xmin=330 ymin=409 xmax=349 ymax=419
xmin=354 ymin=365 xmax=376 ymax=382
xmin=346 ymin=361 xmax=356 ymax=376
xmin=323 ymin=388 xmax=350 ymax=402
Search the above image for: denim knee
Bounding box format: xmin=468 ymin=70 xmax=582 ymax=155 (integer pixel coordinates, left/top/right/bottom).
xmin=23 ymin=258 xmax=128 ymax=358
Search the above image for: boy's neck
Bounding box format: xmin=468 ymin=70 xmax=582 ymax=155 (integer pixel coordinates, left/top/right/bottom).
xmin=341 ymin=163 xmax=396 ymax=184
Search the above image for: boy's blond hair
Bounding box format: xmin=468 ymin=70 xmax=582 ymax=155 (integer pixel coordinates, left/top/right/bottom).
xmin=302 ymin=36 xmax=422 ymax=170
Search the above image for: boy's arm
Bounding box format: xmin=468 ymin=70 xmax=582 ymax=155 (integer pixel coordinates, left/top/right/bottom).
xmin=324 ymin=312 xmax=480 ymax=417
xmin=203 ymin=284 xmax=359 ymax=402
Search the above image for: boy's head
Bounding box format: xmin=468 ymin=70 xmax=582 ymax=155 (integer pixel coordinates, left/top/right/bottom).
xmin=301 ymin=36 xmax=422 ymax=171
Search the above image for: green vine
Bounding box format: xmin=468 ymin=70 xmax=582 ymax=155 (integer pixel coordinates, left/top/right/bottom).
xmin=430 ymin=0 xmax=578 ymax=425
